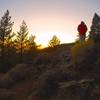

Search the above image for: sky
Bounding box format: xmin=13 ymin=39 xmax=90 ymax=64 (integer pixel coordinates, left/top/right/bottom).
xmin=0 ymin=0 xmax=100 ymax=47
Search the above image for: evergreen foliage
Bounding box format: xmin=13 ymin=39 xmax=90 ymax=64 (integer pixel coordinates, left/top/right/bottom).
xmin=48 ymin=35 xmax=60 ymax=47
xmin=28 ymin=35 xmax=37 ymax=50
xmin=15 ymin=20 xmax=28 ymax=61
xmin=0 ymin=10 xmax=14 ymax=69
xmin=89 ymin=13 xmax=100 ymax=42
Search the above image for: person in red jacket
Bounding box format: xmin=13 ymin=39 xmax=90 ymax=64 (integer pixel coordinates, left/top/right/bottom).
xmin=77 ymin=21 xmax=87 ymax=42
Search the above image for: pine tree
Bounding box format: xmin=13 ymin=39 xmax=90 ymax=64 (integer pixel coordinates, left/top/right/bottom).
xmin=89 ymin=13 xmax=100 ymax=41
xmin=28 ymin=35 xmax=37 ymax=50
xmin=48 ymin=35 xmax=60 ymax=47
xmin=16 ymin=20 xmax=28 ymax=62
xmin=0 ymin=10 xmax=14 ymax=67
xmin=26 ymin=35 xmax=38 ymax=60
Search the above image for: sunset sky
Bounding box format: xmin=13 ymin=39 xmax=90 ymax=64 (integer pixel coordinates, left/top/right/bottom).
xmin=0 ymin=0 xmax=100 ymax=47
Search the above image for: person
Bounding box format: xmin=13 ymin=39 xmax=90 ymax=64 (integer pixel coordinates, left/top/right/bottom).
xmin=77 ymin=21 xmax=87 ymax=43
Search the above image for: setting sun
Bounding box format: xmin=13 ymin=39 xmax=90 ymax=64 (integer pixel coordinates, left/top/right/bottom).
xmin=34 ymin=32 xmax=76 ymax=48
xmin=26 ymin=15 xmax=78 ymax=48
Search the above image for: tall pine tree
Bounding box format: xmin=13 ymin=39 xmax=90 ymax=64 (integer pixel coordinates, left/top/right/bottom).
xmin=16 ymin=20 xmax=28 ymax=62
xmin=0 ymin=10 xmax=14 ymax=67
xmin=89 ymin=13 xmax=100 ymax=42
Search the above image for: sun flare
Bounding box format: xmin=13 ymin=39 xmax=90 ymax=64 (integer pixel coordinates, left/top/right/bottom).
xmin=33 ymin=32 xmax=76 ymax=48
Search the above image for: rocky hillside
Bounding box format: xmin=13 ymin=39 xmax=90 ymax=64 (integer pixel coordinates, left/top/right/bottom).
xmin=0 ymin=42 xmax=100 ymax=100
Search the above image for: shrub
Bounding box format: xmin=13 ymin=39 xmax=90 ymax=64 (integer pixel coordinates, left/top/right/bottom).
xmin=0 ymin=64 xmax=35 ymax=88
xmin=71 ymin=39 xmax=94 ymax=63
xmin=0 ymin=89 xmax=16 ymax=100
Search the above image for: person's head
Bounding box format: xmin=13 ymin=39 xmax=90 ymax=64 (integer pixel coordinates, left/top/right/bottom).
xmin=81 ymin=21 xmax=85 ymax=25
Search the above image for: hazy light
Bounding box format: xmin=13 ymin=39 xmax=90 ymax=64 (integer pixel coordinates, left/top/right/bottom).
xmin=1 ymin=0 xmax=100 ymax=48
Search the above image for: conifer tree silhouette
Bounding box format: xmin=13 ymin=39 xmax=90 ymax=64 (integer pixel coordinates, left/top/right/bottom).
xmin=0 ymin=10 xmax=14 ymax=67
xmin=48 ymin=35 xmax=60 ymax=47
xmin=89 ymin=13 xmax=100 ymax=42
xmin=16 ymin=20 xmax=28 ymax=62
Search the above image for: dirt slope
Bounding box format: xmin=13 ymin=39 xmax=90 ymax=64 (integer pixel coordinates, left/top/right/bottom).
xmin=0 ymin=43 xmax=100 ymax=100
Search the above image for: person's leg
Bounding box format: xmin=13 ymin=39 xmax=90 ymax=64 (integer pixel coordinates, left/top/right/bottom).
xmin=79 ymin=35 xmax=83 ymax=43
xmin=83 ymin=35 xmax=85 ymax=41
xmin=80 ymin=35 xmax=85 ymax=43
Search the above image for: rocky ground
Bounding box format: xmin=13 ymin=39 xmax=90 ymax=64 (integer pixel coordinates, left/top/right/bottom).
xmin=0 ymin=43 xmax=100 ymax=100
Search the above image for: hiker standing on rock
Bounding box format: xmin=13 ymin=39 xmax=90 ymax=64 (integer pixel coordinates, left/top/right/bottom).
xmin=77 ymin=21 xmax=88 ymax=43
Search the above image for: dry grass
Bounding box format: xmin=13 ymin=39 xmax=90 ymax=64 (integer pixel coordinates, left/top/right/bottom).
xmin=0 ymin=89 xmax=16 ymax=100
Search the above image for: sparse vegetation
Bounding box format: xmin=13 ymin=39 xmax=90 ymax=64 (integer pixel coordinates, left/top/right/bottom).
xmin=0 ymin=10 xmax=38 ymax=72
xmin=71 ymin=39 xmax=94 ymax=64
xmin=48 ymin=35 xmax=60 ymax=47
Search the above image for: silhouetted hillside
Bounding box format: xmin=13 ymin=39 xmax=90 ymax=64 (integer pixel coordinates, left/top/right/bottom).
xmin=0 ymin=42 xmax=100 ymax=100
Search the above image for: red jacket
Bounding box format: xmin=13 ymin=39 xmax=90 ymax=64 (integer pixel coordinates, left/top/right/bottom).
xmin=77 ymin=22 xmax=87 ymax=36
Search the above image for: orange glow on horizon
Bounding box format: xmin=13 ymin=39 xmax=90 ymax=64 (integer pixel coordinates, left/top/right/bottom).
xmin=12 ymin=15 xmax=78 ymax=48
xmin=34 ymin=32 xmax=76 ymax=48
